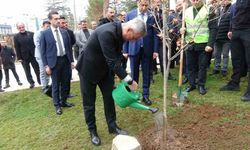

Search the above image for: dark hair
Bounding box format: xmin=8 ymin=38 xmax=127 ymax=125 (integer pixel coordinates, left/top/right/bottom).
xmin=48 ymin=11 xmax=59 ymax=20
xmin=42 ymin=20 xmax=51 ymax=26
xmin=60 ymin=16 xmax=66 ymax=19
xmin=116 ymin=14 xmax=122 ymax=17
xmin=80 ymin=20 xmax=87 ymax=23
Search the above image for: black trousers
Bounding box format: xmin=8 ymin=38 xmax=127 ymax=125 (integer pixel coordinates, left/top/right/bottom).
xmin=73 ymin=45 xmax=79 ymax=61
xmin=186 ymin=44 xmax=208 ymax=87
xmin=121 ymin=56 xmax=127 ymax=70
xmin=51 ymin=56 xmax=71 ymax=106
xmin=21 ymin=56 xmax=40 ymax=85
xmin=4 ymin=68 xmax=20 ymax=84
xmin=230 ymin=29 xmax=250 ymax=90
xmin=79 ymin=72 xmax=116 ymax=133
xmin=0 ymin=70 xmax=2 ymax=88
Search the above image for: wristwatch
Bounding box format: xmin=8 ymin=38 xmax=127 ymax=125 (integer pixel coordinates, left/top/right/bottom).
xmin=127 ymin=80 xmax=133 ymax=85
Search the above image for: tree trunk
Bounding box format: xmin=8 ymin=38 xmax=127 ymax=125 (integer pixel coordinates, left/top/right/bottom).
xmin=161 ymin=0 xmax=170 ymax=148
xmin=103 ymin=0 xmax=109 ymax=17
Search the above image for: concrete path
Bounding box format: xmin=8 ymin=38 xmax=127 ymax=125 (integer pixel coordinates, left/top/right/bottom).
xmin=1 ymin=62 xmax=79 ymax=92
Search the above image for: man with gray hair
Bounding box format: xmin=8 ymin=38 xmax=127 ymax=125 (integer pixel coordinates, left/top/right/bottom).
xmin=34 ymin=20 xmax=51 ymax=94
xmin=76 ymin=18 xmax=146 ymax=146
xmin=123 ymin=0 xmax=159 ymax=106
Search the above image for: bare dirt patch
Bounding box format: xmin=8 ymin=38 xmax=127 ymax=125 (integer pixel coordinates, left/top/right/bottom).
xmin=136 ymin=104 xmax=250 ymax=150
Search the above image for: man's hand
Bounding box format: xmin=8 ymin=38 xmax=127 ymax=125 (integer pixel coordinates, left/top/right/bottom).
xmin=45 ymin=65 xmax=52 ymax=75
xmin=153 ymin=52 xmax=158 ymax=59
xmin=172 ymin=18 xmax=178 ymax=26
xmin=128 ymin=81 xmax=138 ymax=91
xmin=205 ymin=46 xmax=213 ymax=52
xmin=227 ymin=32 xmax=232 ymax=40
xmin=123 ymin=53 xmax=128 ymax=59
xmin=71 ymin=63 xmax=75 ymax=69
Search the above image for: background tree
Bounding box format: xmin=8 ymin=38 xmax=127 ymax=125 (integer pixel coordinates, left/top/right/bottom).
xmin=86 ymin=0 xmax=137 ymax=23
xmin=121 ymin=0 xmax=137 ymax=11
xmin=45 ymin=0 xmax=75 ymax=29
xmin=103 ymin=0 xmax=110 ymax=16
xmin=87 ymin=0 xmax=104 ymax=22
xmin=109 ymin=0 xmax=137 ymax=13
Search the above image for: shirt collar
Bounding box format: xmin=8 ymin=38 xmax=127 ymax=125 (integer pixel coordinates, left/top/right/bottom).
xmin=51 ymin=26 xmax=59 ymax=32
xmin=137 ymin=9 xmax=146 ymax=16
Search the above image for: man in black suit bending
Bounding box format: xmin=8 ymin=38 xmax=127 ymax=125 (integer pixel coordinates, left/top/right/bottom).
xmin=76 ymin=18 xmax=146 ymax=146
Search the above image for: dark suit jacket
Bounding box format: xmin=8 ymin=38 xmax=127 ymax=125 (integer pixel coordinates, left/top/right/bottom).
xmin=40 ymin=27 xmax=74 ymax=69
xmin=66 ymin=29 xmax=76 ymax=46
xmin=14 ymin=31 xmax=35 ymax=60
xmin=98 ymin=18 xmax=113 ymax=27
xmin=123 ymin=9 xmax=159 ymax=57
xmin=76 ymin=22 xmax=127 ymax=83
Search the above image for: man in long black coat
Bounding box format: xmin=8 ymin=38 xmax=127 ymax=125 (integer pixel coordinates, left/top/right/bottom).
xmin=0 ymin=40 xmax=22 ymax=89
xmin=14 ymin=22 xmax=40 ymax=88
xmin=76 ymin=18 xmax=146 ymax=146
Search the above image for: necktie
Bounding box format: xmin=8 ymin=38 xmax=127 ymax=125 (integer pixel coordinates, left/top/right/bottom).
xmin=55 ymin=29 xmax=64 ymax=56
xmin=83 ymin=29 xmax=90 ymax=40
xmin=140 ymin=13 xmax=144 ymax=47
xmin=140 ymin=13 xmax=145 ymax=22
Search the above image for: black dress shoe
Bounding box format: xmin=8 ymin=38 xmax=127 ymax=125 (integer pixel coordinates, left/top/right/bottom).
xmin=3 ymin=84 xmax=10 ymax=89
xmin=56 ymin=107 xmax=62 ymax=115
xmin=219 ymin=84 xmax=240 ymax=91
xmin=30 ymin=84 xmax=35 ymax=89
xmin=186 ymin=86 xmax=196 ymax=92
xmin=221 ymin=70 xmax=227 ymax=77
xmin=90 ymin=132 xmax=101 ymax=146
xmin=142 ymin=97 xmax=152 ymax=106
xmin=109 ymin=126 xmax=128 ymax=135
xmin=198 ymin=86 xmax=206 ymax=95
xmin=60 ymin=102 xmax=74 ymax=107
xmin=241 ymin=92 xmax=250 ymax=102
xmin=210 ymin=70 xmax=220 ymax=76
xmin=43 ymin=85 xmax=52 ymax=97
xmin=0 ymin=89 xmax=4 ymax=92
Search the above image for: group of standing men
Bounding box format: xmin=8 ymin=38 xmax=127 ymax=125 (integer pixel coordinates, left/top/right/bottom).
xmin=4 ymin=12 xmax=76 ymax=115
xmin=1 ymin=0 xmax=250 ymax=147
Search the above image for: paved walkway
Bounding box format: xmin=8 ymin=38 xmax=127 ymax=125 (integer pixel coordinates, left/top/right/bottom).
xmin=1 ymin=62 xmax=79 ymax=92
xmin=1 ymin=59 xmax=134 ymax=92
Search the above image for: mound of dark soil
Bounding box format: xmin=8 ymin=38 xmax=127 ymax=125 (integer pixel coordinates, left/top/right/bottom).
xmin=137 ymin=104 xmax=250 ymax=150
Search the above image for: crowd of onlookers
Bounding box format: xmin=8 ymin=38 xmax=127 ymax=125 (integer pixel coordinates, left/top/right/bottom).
xmin=0 ymin=0 xmax=247 ymax=99
xmin=0 ymin=0 xmax=249 ymax=100
xmin=0 ymin=0 xmax=249 ymax=146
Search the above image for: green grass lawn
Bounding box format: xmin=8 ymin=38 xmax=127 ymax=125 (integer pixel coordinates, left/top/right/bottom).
xmin=1 ymin=64 xmax=250 ymax=149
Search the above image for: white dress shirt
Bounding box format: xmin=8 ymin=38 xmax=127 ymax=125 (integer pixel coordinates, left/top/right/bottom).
xmin=50 ymin=26 xmax=66 ymax=56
